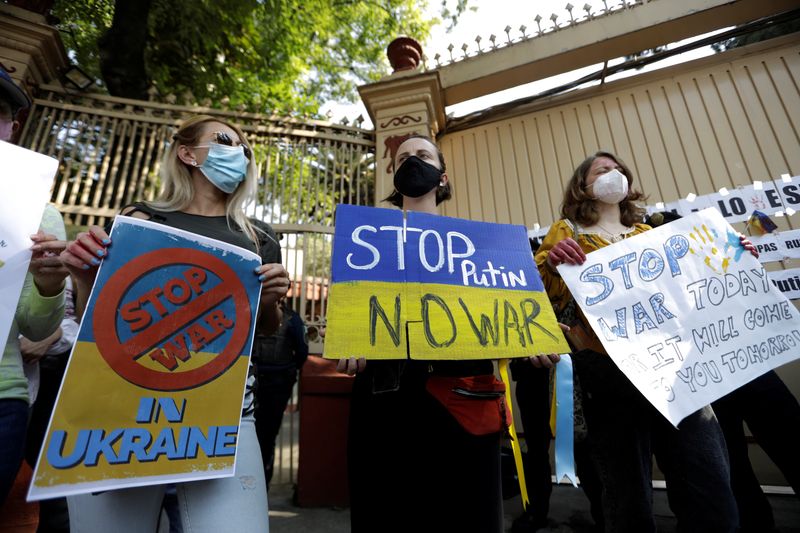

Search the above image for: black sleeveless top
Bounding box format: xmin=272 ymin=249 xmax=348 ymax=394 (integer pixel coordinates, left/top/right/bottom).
xmin=121 ymin=202 xmax=281 ymax=264
xmin=117 ymin=202 xmax=282 ymax=415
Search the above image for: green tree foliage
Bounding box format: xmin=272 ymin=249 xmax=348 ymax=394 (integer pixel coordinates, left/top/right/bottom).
xmin=51 ymin=0 xmax=467 ymax=115
xmin=54 ymin=0 xmax=114 ymax=83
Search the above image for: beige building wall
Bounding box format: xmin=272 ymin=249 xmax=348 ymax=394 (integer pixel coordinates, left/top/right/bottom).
xmin=439 ymin=34 xmax=800 ymax=486
xmin=439 ymin=35 xmax=800 ymax=230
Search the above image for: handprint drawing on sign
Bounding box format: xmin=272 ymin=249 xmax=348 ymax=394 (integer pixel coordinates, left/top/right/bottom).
xmin=687 ymin=224 xmax=745 ymax=274
xmin=748 ymin=194 xmax=767 ymax=211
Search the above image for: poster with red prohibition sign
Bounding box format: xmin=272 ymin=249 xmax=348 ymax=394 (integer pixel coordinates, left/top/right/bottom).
xmin=29 ymin=216 xmax=262 ymax=500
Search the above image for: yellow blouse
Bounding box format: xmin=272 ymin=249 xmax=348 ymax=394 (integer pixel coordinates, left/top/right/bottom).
xmin=534 ymin=219 xmax=651 ymax=351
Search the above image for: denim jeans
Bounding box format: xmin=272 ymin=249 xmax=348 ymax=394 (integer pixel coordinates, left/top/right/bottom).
xmin=68 ymin=415 xmax=268 ymax=533
xmin=573 ymin=350 xmax=738 ymax=533
xmin=254 ymin=365 xmax=297 ymax=488
xmin=0 ymin=398 xmax=29 ymax=506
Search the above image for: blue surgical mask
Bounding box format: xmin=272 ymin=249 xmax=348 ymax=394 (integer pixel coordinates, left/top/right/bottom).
xmin=196 ymin=143 xmax=249 ymax=193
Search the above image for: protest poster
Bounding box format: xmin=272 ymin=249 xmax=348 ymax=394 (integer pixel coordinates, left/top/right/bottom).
xmin=29 ymin=217 xmax=262 ymax=500
xmin=323 ymin=204 xmax=568 ymax=360
xmin=558 ymin=208 xmax=800 ymax=426
xmin=588 ymin=175 xmax=800 ymax=236
xmin=678 ymin=195 xmax=712 ymax=218
xmin=0 ymin=141 xmax=59 ymax=361
xmin=748 ymin=229 xmax=800 ymax=264
xmin=707 ymin=181 xmax=786 ymax=223
xmin=766 ymin=268 xmax=800 ymax=301
xmin=773 ymin=174 xmax=800 ymax=213
xmin=739 ymin=180 xmax=785 ymax=217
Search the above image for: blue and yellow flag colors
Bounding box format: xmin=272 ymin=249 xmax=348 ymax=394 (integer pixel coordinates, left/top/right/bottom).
xmin=746 ymin=210 xmax=778 ymax=236
xmin=324 ymin=205 xmax=569 ymax=360
xmin=29 ymin=217 xmax=262 ymax=500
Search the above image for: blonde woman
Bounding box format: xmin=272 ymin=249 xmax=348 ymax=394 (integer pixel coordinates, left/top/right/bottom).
xmin=62 ymin=115 xmax=288 ymax=532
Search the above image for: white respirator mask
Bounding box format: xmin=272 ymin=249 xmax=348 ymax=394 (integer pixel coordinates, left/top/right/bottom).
xmin=589 ymin=169 xmax=629 ymax=204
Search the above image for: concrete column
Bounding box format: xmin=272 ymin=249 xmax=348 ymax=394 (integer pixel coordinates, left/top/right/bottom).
xmin=358 ymin=70 xmax=446 ymax=206
xmin=0 ymin=3 xmax=68 ymax=91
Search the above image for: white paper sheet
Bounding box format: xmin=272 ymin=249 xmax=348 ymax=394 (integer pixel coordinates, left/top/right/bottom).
xmin=0 ymin=141 xmax=59 ymax=359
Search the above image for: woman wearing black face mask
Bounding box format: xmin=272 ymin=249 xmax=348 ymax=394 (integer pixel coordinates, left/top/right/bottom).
xmin=336 ymin=135 xmax=504 ymax=533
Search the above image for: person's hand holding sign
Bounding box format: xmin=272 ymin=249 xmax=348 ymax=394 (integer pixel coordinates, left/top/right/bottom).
xmin=255 ymin=263 xmax=289 ymax=334
xmin=255 ymin=263 xmax=289 ymax=306
xmin=325 ymin=313 xmax=367 ymax=376
xmin=30 ymin=231 xmax=68 ymax=297
xmin=739 ymin=235 xmax=758 ymax=259
xmin=546 ymin=238 xmax=586 ymax=270
xmin=61 ymin=225 xmax=111 ymax=317
xmin=61 ymin=226 xmax=110 ymax=279
xmin=336 ymin=356 xmax=366 ymax=376
xmin=529 ymin=323 xmax=570 ymax=369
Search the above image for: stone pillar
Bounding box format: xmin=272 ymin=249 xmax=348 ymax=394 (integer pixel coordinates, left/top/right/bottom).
xmin=358 ymin=43 xmax=445 ymax=207
xmin=0 ymin=3 xmax=68 ymax=94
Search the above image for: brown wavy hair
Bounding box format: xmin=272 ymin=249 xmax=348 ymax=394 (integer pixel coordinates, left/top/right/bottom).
xmin=383 ymin=134 xmax=452 ymax=208
xmin=560 ymin=150 xmax=646 ymax=227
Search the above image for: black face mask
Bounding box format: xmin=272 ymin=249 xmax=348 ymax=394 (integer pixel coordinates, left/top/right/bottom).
xmin=393 ymin=155 xmax=443 ymax=198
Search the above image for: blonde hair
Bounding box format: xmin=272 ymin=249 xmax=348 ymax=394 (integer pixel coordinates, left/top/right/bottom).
xmin=148 ymin=115 xmax=262 ymax=248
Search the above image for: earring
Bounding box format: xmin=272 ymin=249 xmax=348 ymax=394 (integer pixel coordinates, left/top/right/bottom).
xmin=439 ymin=181 xmax=444 ymax=186
xmin=192 ymin=161 xmax=198 ymax=166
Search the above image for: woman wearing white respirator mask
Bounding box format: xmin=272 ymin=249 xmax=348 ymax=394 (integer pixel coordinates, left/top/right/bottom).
xmin=534 ymin=151 xmax=754 ymax=533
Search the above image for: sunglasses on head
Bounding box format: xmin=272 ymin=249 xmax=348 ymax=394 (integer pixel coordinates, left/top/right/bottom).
xmin=211 ymin=131 xmax=252 ymax=160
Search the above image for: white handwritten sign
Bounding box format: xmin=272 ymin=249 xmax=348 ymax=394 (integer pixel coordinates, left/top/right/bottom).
xmin=324 ymin=204 xmax=568 ymax=360
xmin=766 ymin=267 xmax=800 ymax=301
xmin=558 ymin=208 xmax=800 ymax=425
xmin=0 ymin=142 xmax=59 ymax=360
xmin=748 ymin=230 xmax=800 ymax=264
xmin=646 ymin=176 xmax=800 ymax=224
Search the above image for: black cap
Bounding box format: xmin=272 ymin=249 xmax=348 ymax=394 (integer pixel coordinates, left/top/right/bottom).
xmin=0 ymin=68 xmax=31 ymax=115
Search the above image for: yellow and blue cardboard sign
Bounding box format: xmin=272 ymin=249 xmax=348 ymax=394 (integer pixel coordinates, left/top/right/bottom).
xmin=28 ymin=217 xmax=262 ymax=500
xmin=323 ymin=204 xmax=568 ymax=360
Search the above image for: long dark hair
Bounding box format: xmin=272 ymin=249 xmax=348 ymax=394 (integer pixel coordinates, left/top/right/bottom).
xmin=383 ymin=134 xmax=452 ymax=208
xmin=560 ymin=150 xmax=646 ymax=227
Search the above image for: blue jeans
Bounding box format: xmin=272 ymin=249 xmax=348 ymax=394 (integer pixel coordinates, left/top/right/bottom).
xmin=68 ymin=415 xmax=268 ymax=533
xmin=573 ymin=351 xmax=738 ymax=533
xmin=254 ymin=365 xmax=297 ymax=487
xmin=0 ymin=399 xmax=29 ymax=506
